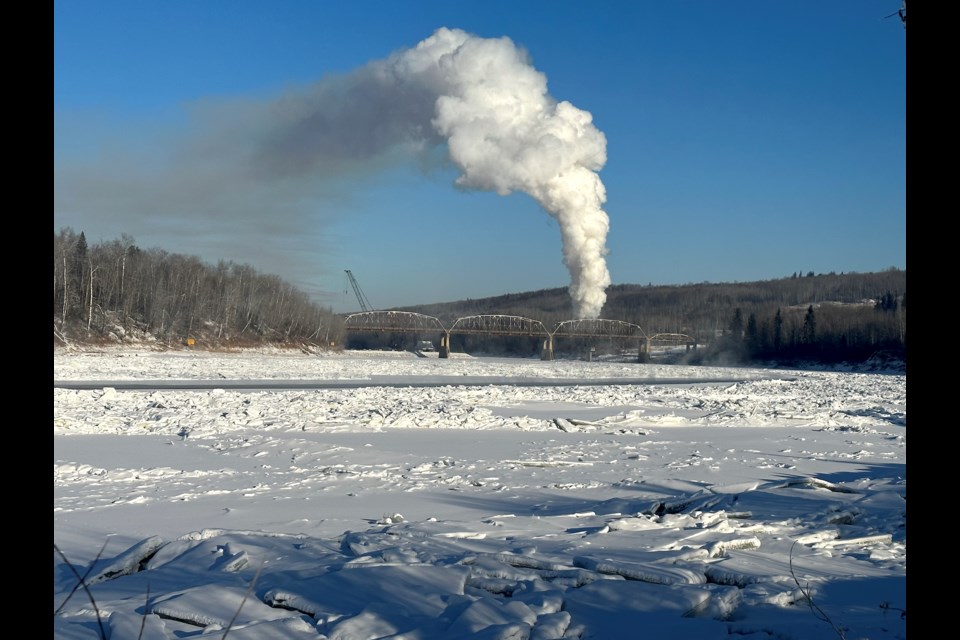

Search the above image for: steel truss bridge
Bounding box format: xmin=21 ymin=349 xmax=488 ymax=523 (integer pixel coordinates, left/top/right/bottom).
xmin=344 ymin=311 xmax=697 ymax=361
xmin=647 ymin=333 xmax=700 ymax=349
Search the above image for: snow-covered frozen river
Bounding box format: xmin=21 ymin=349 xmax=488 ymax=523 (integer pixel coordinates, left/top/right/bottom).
xmin=54 ymin=348 xmax=906 ymax=639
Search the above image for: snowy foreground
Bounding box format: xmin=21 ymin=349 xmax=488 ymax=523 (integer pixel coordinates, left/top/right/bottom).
xmin=54 ymin=348 xmax=906 ymax=639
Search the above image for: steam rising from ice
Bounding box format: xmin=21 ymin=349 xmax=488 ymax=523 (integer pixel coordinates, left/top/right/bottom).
xmin=55 ymin=27 xmax=612 ymax=318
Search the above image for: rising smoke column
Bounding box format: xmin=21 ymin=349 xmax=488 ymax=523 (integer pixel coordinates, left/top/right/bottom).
xmin=55 ymin=27 xmax=612 ymax=318
xmin=394 ymin=28 xmax=611 ymax=318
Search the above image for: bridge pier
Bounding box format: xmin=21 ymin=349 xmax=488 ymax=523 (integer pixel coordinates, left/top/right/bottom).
xmin=439 ymin=332 xmax=450 ymax=359
xmin=540 ymin=336 xmax=554 ymax=361
xmin=638 ymin=337 xmax=650 ymax=363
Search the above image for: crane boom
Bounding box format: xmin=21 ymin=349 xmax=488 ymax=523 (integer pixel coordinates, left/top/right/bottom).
xmin=344 ymin=270 xmax=374 ymax=312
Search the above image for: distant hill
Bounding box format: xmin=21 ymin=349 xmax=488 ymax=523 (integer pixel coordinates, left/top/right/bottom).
xmin=399 ymin=268 xmax=904 ymax=337
xmin=382 ymin=269 xmax=906 ymax=366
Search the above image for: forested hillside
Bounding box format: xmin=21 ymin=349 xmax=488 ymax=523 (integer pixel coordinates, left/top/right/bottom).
xmin=54 ymin=229 xmax=342 ymax=348
xmin=399 ymin=270 xmax=906 ymax=365
xmin=54 ymin=228 xmax=905 ymax=366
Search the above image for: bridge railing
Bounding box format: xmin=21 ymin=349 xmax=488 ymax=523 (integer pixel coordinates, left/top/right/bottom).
xmin=448 ymin=315 xmax=549 ymax=337
xmin=551 ymin=318 xmax=646 ymax=339
xmin=344 ymin=311 xmax=446 ymax=333
xmin=646 ymin=333 xmax=698 ymax=352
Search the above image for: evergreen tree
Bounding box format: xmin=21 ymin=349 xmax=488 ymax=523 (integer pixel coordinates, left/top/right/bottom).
xmin=729 ymin=308 xmax=744 ymax=338
xmin=746 ymin=313 xmax=759 ymax=356
xmin=72 ymin=232 xmax=88 ymax=283
xmin=803 ymin=305 xmax=816 ymax=345
xmin=876 ymin=291 xmax=898 ymax=312
xmin=773 ymin=308 xmax=783 ymax=353
xmin=66 ymin=231 xmax=89 ymax=323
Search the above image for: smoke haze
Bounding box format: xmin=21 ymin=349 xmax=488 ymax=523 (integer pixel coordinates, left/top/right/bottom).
xmin=55 ymin=27 xmax=612 ymax=318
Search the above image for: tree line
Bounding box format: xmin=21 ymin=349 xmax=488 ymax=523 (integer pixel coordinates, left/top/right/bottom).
xmin=683 ymin=299 xmax=906 ymax=367
xmin=54 ymin=228 xmax=342 ymax=347
xmin=400 ymin=270 xmax=906 ymax=365
xmin=55 ymin=228 xmax=905 ymax=366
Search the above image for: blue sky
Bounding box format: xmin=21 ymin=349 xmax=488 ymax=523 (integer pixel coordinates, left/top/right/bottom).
xmin=54 ymin=1 xmax=906 ymax=314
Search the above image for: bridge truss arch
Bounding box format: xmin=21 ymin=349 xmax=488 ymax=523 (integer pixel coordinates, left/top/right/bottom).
xmin=646 ymin=332 xmax=698 ymax=351
xmin=551 ymin=318 xmax=646 ymax=340
xmin=545 ymin=318 xmax=646 ymax=361
xmin=344 ymin=311 xmax=445 ymax=333
xmin=448 ymin=315 xmax=549 ymax=337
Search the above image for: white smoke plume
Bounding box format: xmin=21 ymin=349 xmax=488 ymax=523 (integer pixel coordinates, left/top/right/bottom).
xmin=410 ymin=28 xmax=611 ymax=318
xmin=55 ymin=27 xmax=612 ymax=317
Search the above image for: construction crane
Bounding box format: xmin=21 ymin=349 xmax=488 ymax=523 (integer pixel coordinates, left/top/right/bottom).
xmin=884 ymin=1 xmax=905 ymax=27
xmin=344 ymin=270 xmax=374 ymax=312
